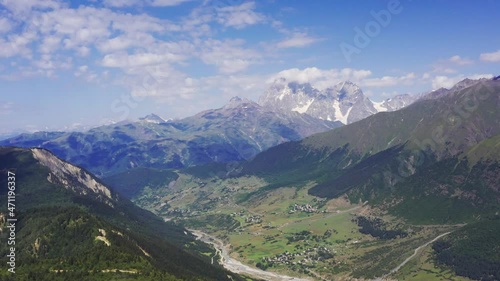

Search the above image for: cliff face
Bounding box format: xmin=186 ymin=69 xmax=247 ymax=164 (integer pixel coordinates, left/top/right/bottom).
xmin=31 ymin=148 xmax=115 ymax=206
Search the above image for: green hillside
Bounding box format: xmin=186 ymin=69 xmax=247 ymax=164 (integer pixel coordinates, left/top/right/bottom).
xmin=432 ymin=217 xmax=500 ymax=280
xmin=0 ymin=147 xmax=245 ymax=281
xmin=103 ymin=167 xmax=179 ymax=199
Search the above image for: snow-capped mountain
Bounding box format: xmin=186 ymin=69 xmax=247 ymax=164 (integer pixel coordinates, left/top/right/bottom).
xmin=260 ymin=78 xmax=418 ymax=124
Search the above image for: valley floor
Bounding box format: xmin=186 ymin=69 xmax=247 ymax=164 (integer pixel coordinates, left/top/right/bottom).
xmin=191 ymin=229 xmax=312 ymax=281
xmin=134 ymin=173 xmax=472 ymax=281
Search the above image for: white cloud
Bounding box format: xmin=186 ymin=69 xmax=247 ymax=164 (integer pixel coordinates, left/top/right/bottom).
xmin=268 ymin=67 xmax=373 ymax=90
xmin=97 ymin=33 xmax=156 ymax=53
xmin=0 ymin=18 xmax=13 ymax=33
xmin=215 ymin=2 xmax=265 ymax=29
xmin=111 ymin=12 xmax=176 ymax=33
xmin=126 ymin=65 xmax=198 ymax=99
xmin=267 ymin=68 xmax=422 ymax=96
xmin=76 ymin=65 xmax=88 ymax=74
xmin=31 ymin=6 xmax=176 ymax=52
xmin=0 ymin=3 xmax=188 ymax=77
xmin=432 ymin=55 xmax=473 ymax=74
xmin=103 ymin=0 xmax=192 ymax=7
xmin=379 ymin=91 xmax=400 ymax=98
xmin=276 ymin=32 xmax=320 ymax=48
xmin=448 ymin=55 xmax=473 ymax=65
xmin=480 ymin=50 xmax=500 ymax=62
xmin=103 ymin=0 xmax=142 ymax=7
xmin=33 ymin=54 xmax=69 ymax=69
xmin=0 ymin=31 xmax=37 ymax=58
xmin=201 ymin=74 xmax=266 ymax=100
xmin=102 ymin=52 xmax=185 ymax=68
xmin=39 ymin=35 xmax=61 ymax=54
xmin=362 ymin=73 xmax=416 ymax=88
xmin=178 ymin=6 xmax=214 ymax=37
xmin=1 ymin=0 xmax=63 ymax=15
xmin=149 ymin=0 xmax=193 ymax=7
xmin=74 ymin=65 xmax=102 ymax=82
xmin=431 ymin=76 xmax=454 ymax=90
xmin=32 ymin=7 xmax=114 ymax=56
xmin=76 ymin=46 xmax=91 ymax=57
xmin=199 ymin=39 xmax=261 ymax=74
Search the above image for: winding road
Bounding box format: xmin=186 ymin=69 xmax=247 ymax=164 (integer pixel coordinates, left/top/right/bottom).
xmin=376 ymin=231 xmax=453 ymax=280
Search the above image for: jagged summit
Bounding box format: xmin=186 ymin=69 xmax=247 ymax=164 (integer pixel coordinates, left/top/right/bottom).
xmin=334 ymin=81 xmax=362 ymax=97
xmin=259 ymin=78 xmax=422 ymax=124
xmin=261 ymin=79 xmax=382 ymax=124
xmin=224 ymin=96 xmax=256 ymax=108
xmin=450 ymin=78 xmax=489 ymax=92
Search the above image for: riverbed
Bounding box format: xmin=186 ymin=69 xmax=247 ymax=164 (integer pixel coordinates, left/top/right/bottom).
xmin=190 ymin=229 xmax=312 ymax=281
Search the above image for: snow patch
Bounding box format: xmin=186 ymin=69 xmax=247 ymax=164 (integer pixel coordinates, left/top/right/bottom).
xmin=276 ymin=86 xmax=291 ymax=100
xmin=332 ymin=100 xmax=351 ymax=124
xmin=372 ymin=101 xmax=388 ymax=112
xmin=292 ymin=98 xmax=314 ymax=114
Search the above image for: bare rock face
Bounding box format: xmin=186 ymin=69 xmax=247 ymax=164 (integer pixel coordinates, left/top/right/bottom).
xmin=31 ymin=148 xmax=115 ymax=206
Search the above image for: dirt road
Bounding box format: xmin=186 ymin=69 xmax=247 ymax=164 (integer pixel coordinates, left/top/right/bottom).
xmin=375 ymin=231 xmax=452 ymax=280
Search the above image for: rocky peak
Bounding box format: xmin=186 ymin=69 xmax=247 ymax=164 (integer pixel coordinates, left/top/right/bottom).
xmin=450 ymin=78 xmax=485 ymax=92
xmin=224 ymin=96 xmax=258 ymax=109
xmin=259 ymin=78 xmax=375 ymax=124
xmin=334 ymin=81 xmax=362 ymax=96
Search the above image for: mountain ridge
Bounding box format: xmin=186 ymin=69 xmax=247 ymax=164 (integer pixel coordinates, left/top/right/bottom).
xmin=0 ymin=97 xmax=341 ymax=177
xmin=0 ymin=147 xmax=245 ymax=281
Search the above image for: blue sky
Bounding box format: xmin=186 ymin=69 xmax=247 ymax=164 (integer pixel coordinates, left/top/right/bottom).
xmin=0 ymin=0 xmax=499 ymax=134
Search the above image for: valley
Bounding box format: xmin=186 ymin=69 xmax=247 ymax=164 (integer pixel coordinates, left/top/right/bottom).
xmin=2 ymin=1 xmax=499 ymax=280
xmin=2 ymin=78 xmax=498 ymax=280
xmin=191 ymin=229 xmax=312 ymax=281
xmin=132 ymin=171 xmax=467 ymax=280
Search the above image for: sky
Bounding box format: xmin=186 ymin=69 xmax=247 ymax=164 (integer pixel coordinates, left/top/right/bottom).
xmin=0 ymin=0 xmax=499 ymax=135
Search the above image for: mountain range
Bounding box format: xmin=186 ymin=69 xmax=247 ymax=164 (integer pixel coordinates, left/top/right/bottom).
xmin=0 ymin=79 xmax=420 ymax=177
xmin=0 ymin=96 xmax=341 ymax=177
xmin=1 ymin=77 xmax=499 ymax=280
xmin=123 ymin=77 xmax=499 ymax=280
xmin=245 ymin=78 xmax=500 ymax=216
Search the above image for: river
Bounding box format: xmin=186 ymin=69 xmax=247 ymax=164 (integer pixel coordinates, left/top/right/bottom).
xmin=190 ymin=229 xmax=312 ymax=281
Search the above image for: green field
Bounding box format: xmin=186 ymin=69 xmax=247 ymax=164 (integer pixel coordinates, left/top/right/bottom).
xmin=131 ymin=172 xmax=475 ymax=280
